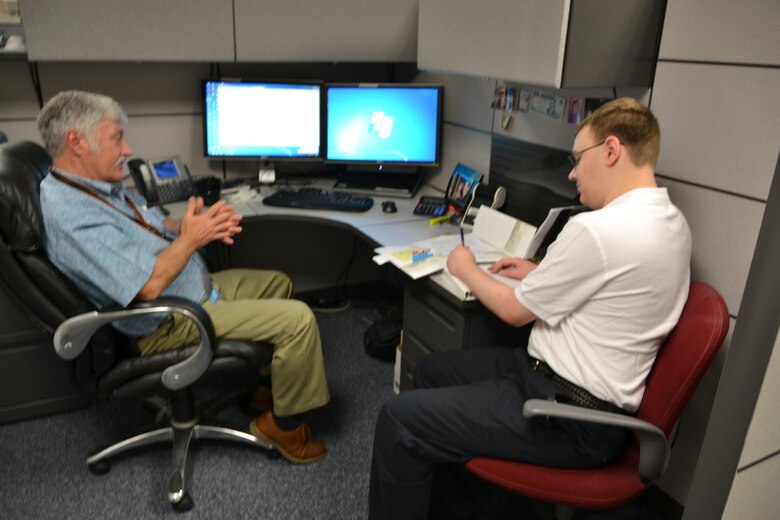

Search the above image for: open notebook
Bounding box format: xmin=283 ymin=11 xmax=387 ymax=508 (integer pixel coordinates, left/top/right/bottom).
xmin=438 ymin=205 xmax=584 ymax=299
xmin=372 ymin=206 xmax=538 ymax=280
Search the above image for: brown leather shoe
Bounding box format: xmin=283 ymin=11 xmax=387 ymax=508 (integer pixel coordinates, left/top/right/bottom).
xmin=250 ymin=411 xmax=326 ymax=464
xmin=249 ymin=386 xmax=273 ymax=412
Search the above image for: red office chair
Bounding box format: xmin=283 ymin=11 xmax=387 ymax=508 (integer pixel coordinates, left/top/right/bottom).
xmin=465 ymin=281 xmax=729 ymax=518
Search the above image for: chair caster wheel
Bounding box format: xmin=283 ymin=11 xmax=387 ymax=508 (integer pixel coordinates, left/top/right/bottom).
xmin=266 ymin=448 xmax=281 ymax=459
xmin=172 ymin=493 xmax=193 ymax=512
xmin=88 ymin=461 xmax=110 ymax=475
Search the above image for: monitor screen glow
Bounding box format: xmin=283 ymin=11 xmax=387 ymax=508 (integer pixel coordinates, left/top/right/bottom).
xmin=203 ymin=80 xmax=322 ymax=159
xmin=325 ymin=84 xmax=442 ymax=166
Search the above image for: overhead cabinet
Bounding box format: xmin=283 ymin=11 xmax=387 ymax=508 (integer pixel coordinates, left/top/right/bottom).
xmin=418 ymin=0 xmax=665 ymax=88
xmin=20 ymin=0 xmax=235 ymax=62
xmin=19 ymin=0 xmax=418 ymax=63
xmin=233 ymin=0 xmax=418 ymax=62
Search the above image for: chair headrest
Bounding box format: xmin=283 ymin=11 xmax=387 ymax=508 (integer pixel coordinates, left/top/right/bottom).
xmin=0 ymin=141 xmax=52 ymax=253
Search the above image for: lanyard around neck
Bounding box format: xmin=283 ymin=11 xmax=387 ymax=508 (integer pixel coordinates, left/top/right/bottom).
xmin=49 ymin=169 xmax=171 ymax=242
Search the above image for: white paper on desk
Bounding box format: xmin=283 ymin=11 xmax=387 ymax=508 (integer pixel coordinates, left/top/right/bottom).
xmin=441 ymin=264 xmax=524 ymax=299
xmin=417 ymin=234 xmax=504 ymax=262
xmin=471 ymin=206 xmax=538 ymax=258
xmin=373 ymin=243 xmax=448 ymax=279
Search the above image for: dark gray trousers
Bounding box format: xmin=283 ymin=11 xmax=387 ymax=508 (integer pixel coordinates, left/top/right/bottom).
xmin=368 ymin=346 xmax=630 ymax=519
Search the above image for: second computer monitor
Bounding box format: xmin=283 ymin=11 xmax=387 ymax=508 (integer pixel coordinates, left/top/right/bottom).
xmin=325 ymin=83 xmax=442 ymax=197
xmin=325 ymin=83 xmax=442 ymax=166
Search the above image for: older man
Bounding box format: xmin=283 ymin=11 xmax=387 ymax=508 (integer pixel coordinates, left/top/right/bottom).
xmin=38 ymin=90 xmax=329 ymax=464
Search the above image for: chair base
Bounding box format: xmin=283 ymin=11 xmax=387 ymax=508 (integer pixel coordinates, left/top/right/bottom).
xmin=86 ymin=421 xmax=273 ymax=511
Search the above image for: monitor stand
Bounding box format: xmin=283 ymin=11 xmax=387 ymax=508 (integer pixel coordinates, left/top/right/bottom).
xmin=332 ymin=167 xmax=421 ymax=198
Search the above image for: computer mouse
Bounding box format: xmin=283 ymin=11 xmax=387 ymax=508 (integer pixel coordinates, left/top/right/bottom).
xmin=381 ymin=200 xmax=397 ymax=213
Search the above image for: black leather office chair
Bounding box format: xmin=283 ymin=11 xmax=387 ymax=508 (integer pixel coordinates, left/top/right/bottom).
xmin=0 ymin=140 xmax=274 ymax=512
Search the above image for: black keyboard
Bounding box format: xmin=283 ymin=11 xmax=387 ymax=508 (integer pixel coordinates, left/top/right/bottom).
xmin=262 ymin=188 xmax=374 ymax=212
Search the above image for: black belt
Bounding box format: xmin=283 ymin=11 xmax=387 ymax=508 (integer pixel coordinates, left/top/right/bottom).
xmin=530 ymin=357 xmax=632 ymax=415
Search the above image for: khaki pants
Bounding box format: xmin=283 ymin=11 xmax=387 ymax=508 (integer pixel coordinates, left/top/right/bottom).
xmin=137 ymin=269 xmax=330 ymax=416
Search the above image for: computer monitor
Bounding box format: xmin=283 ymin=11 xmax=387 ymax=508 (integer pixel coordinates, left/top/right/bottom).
xmin=325 ymin=83 xmax=443 ymax=197
xmin=202 ymin=79 xmax=322 ymax=161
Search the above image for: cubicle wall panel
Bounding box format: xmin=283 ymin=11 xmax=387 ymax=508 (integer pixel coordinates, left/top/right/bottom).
xmin=659 ymin=0 xmax=780 ymax=65
xmin=37 ymin=63 xmax=209 ymax=116
xmin=428 ymin=124 xmax=492 ymax=192
xmin=0 ymin=62 xmax=40 ymax=120
xmin=722 ymin=451 xmax=780 ymax=520
xmin=38 ymin=63 xmax=214 ymax=175
xmin=234 ymin=0 xmax=418 ymax=62
xmin=123 ymin=115 xmax=223 ymax=180
xmin=0 ymin=120 xmax=41 ymax=146
xmin=652 ymin=62 xmax=780 ymax=200
xmin=411 ymin=71 xmax=495 ymax=133
xmin=20 ymin=0 xmax=235 ymax=62
xmin=737 ymin=328 xmax=780 ymax=469
xmin=660 ymin=178 xmax=764 ymax=316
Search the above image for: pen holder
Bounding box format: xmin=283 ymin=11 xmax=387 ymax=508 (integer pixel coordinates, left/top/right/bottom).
xmin=195 ymin=176 xmax=221 ymax=206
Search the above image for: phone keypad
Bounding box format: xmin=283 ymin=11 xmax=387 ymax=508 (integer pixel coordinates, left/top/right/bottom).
xmin=414 ymin=197 xmax=448 ymax=216
xmin=158 ymin=181 xmax=192 ymax=203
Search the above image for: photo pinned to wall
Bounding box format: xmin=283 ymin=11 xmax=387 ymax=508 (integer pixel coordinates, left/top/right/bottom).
xmin=491 ymin=86 xmax=508 ymax=110
xmin=0 ymin=1 xmax=21 ymax=23
xmin=529 ymin=90 xmax=566 ymax=122
xmin=517 ymin=88 xmax=530 ymax=112
xmin=584 ymin=97 xmax=610 ymax=118
xmin=567 ymin=96 xmax=584 ymax=124
xmin=505 ymin=88 xmax=515 ymax=112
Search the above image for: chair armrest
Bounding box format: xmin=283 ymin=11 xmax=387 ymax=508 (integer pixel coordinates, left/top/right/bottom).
xmin=523 ymin=398 xmax=669 ymax=480
xmin=53 ymin=297 xmax=215 ymax=392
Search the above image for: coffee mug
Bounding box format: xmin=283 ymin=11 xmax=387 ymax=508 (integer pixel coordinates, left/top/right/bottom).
xmin=195 ymin=176 xmax=221 ymax=206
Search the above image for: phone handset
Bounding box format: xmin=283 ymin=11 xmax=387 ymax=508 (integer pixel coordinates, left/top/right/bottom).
xmin=127 ymin=158 xmax=160 ymax=206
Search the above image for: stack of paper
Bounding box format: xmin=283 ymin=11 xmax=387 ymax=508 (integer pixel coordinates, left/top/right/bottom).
xmin=373 ymin=206 xmax=538 ymax=280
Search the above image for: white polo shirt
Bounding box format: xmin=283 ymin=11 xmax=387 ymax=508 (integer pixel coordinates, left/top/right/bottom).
xmin=516 ymin=188 xmax=691 ymax=411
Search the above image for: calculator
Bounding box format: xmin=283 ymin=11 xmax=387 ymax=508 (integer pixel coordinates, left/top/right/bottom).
xmin=413 ymin=196 xmax=449 ymax=216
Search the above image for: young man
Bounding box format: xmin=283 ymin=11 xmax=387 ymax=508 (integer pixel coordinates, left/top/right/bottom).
xmin=368 ymin=98 xmax=692 ymax=518
xmin=37 ymin=90 xmax=329 ymax=464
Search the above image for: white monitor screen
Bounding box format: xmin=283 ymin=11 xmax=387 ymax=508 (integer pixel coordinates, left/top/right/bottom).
xmin=203 ymin=79 xmax=322 ymax=159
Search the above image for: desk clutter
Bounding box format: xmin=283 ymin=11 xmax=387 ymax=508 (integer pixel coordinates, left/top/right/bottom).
xmin=372 ymin=206 xmax=538 ymax=280
xmin=374 ymin=204 xmax=582 ymax=299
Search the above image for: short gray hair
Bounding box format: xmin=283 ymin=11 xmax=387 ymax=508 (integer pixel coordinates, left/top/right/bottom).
xmin=37 ymin=90 xmax=128 ymax=157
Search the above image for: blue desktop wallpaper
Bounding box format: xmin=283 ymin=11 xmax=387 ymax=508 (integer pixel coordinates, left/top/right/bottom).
xmin=326 ymin=87 xmax=440 ymax=163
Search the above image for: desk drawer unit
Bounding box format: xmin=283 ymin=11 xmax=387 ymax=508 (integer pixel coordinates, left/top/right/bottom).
xmin=400 ymin=279 xmax=531 ymax=391
xmin=404 ymin=284 xmax=467 ymax=357
xmin=401 ymin=283 xmax=468 ymax=390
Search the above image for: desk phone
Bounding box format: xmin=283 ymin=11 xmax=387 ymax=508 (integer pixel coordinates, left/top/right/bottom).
xmin=128 ymin=156 xmax=194 ymax=206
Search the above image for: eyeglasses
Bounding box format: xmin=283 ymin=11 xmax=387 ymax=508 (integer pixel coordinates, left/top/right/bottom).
xmin=567 ymin=140 xmax=606 ymax=168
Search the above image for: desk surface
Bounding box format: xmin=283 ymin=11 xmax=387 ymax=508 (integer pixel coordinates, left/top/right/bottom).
xmin=170 ymin=179 xmax=459 ymax=246
xmin=168 ymin=179 xmax=470 ymax=299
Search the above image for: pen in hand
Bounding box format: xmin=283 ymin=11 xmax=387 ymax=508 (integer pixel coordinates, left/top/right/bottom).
xmin=460 ymin=227 xmax=465 ymax=246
